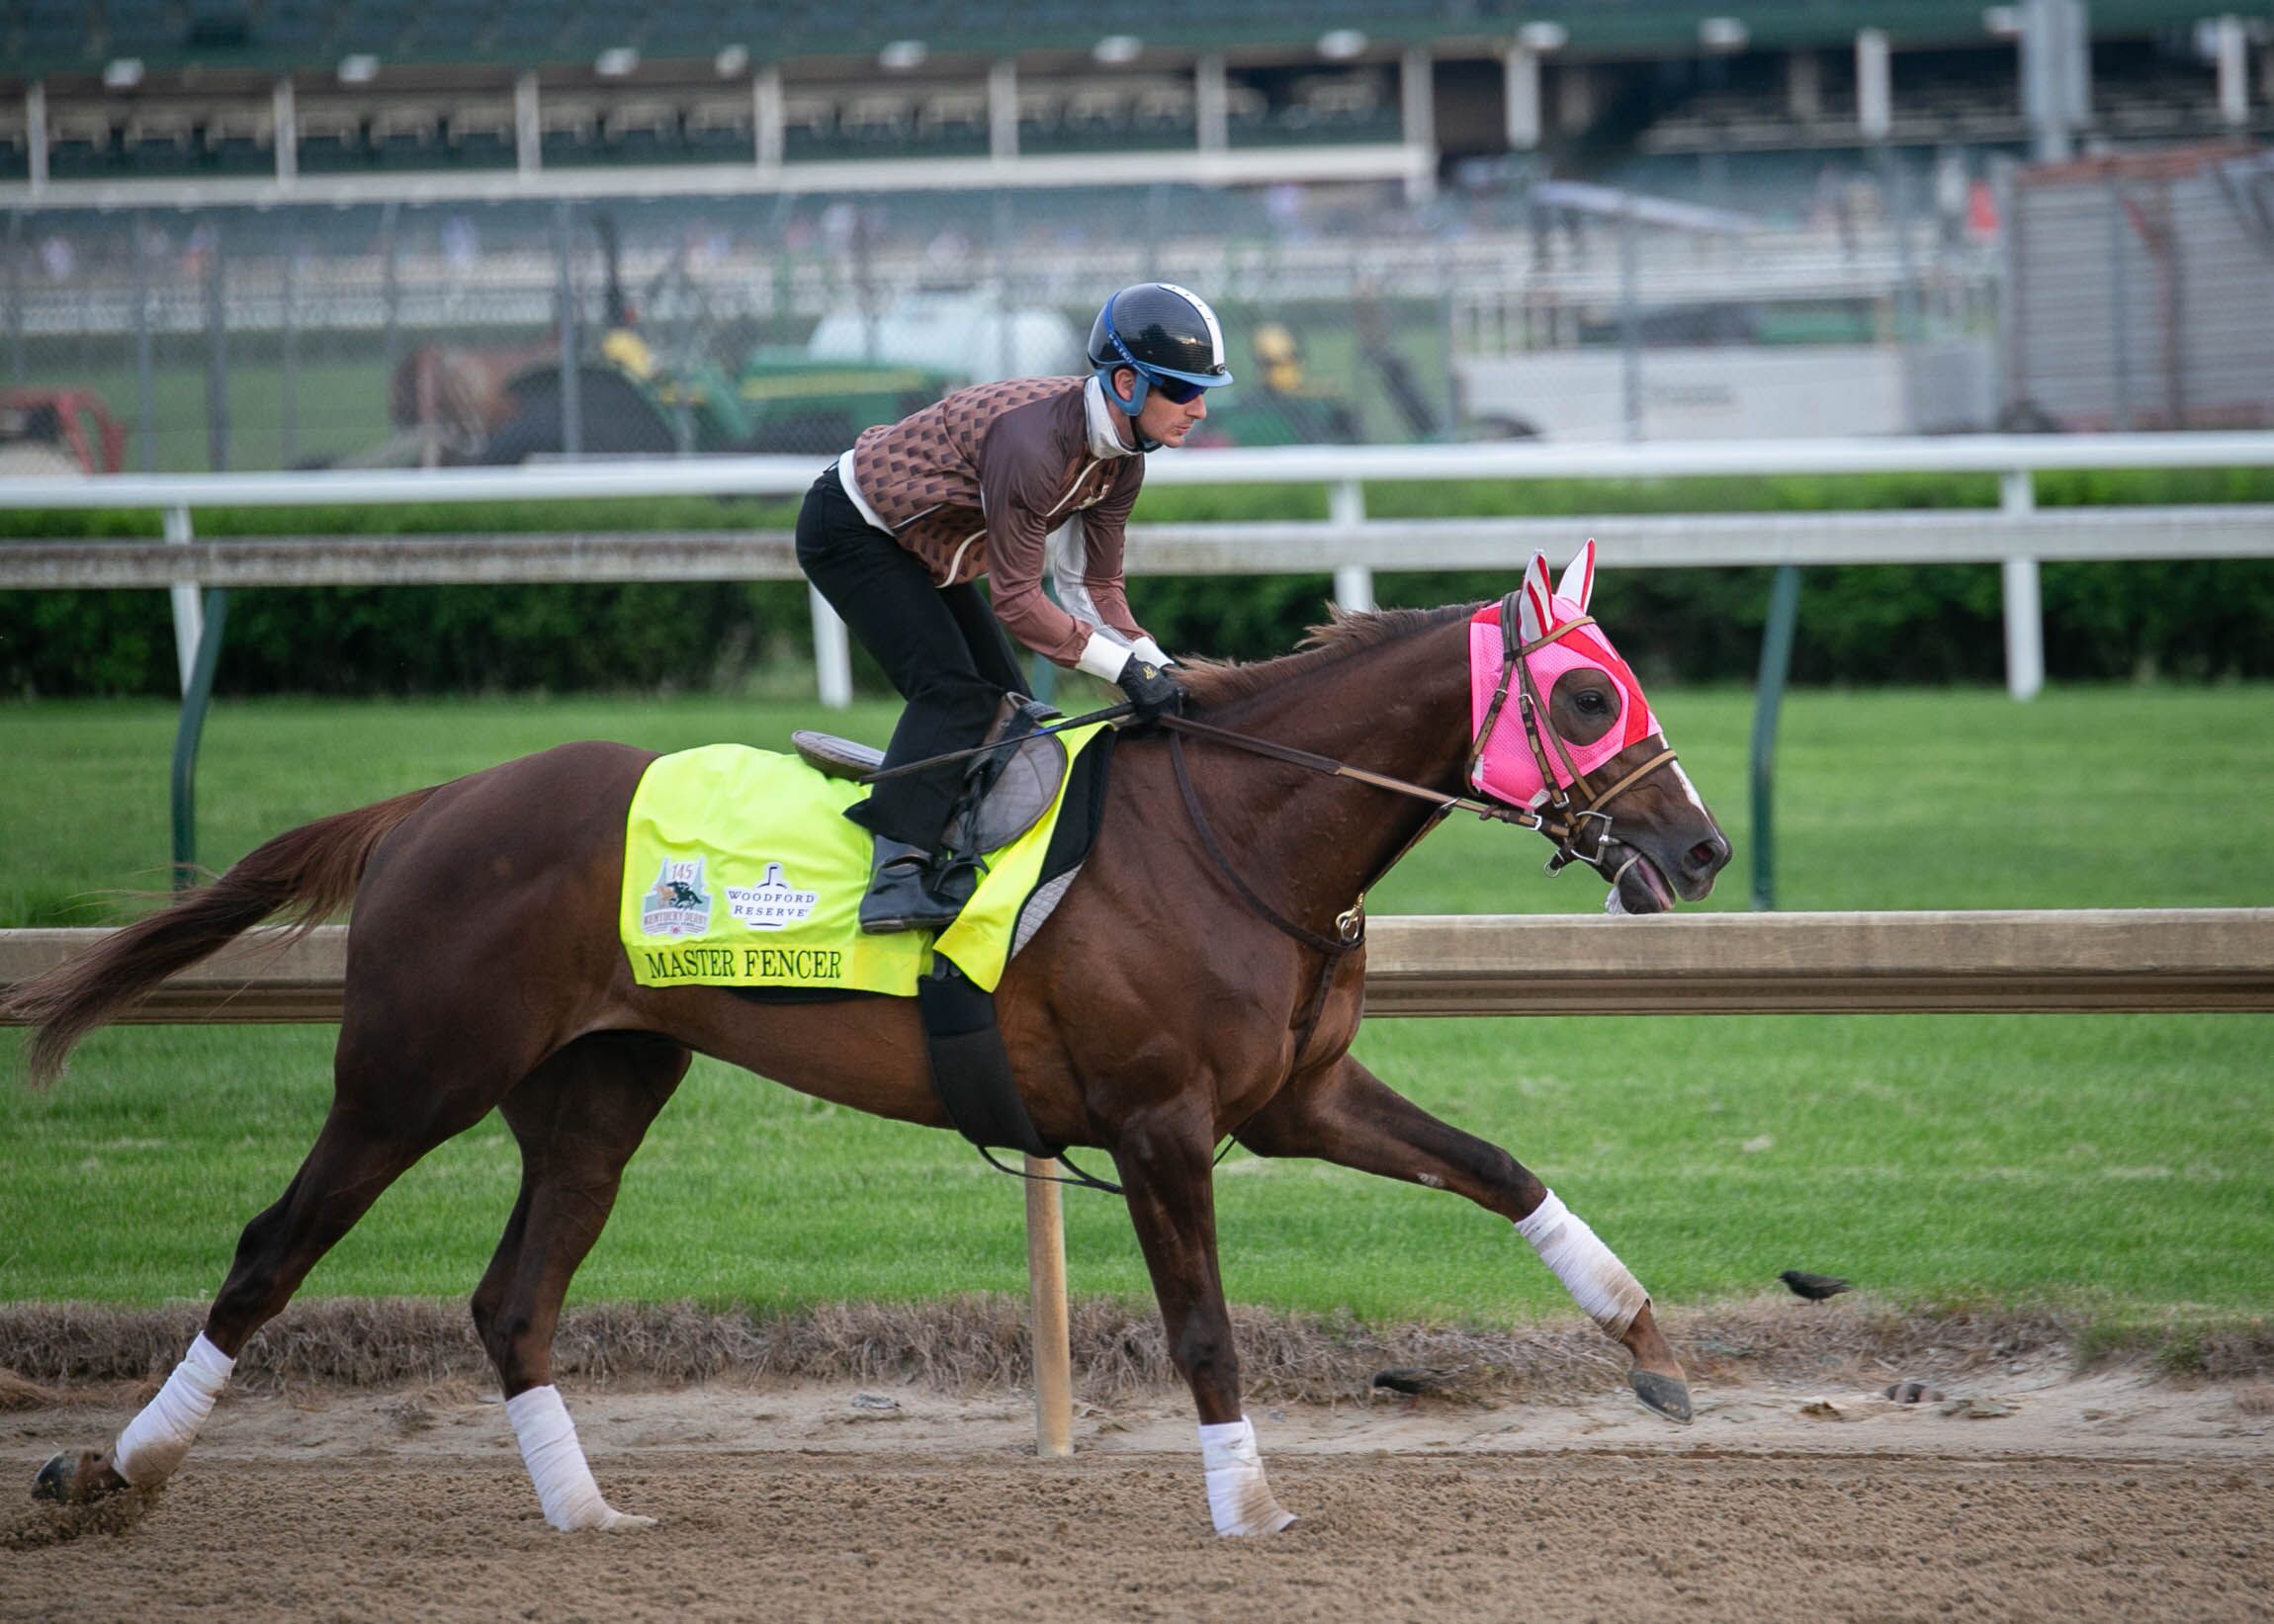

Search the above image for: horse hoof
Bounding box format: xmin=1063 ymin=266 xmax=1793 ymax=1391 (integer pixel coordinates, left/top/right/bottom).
xmin=1627 ymin=1369 xmax=1693 ymax=1424
xmin=34 ymin=1451 xmax=93 ymax=1504
xmin=31 ymin=1453 xmax=72 ymax=1502
xmin=32 ymin=1450 xmax=124 ymax=1504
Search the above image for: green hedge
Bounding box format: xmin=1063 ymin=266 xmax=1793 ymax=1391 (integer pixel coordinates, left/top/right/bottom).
xmin=4 ymin=474 xmax=2271 ymax=696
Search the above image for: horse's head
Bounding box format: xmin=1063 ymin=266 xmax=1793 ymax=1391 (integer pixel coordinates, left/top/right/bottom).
xmin=1468 ymin=542 xmax=1730 ymax=913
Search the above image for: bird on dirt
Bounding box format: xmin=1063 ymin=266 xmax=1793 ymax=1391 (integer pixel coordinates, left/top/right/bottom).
xmin=1780 ymin=1269 xmax=1853 ymax=1303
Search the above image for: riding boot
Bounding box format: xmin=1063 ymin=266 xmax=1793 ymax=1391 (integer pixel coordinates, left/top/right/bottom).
xmin=858 ymin=835 xmax=967 ymax=935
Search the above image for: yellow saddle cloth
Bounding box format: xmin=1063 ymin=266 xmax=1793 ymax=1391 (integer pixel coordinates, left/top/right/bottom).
xmin=618 ymin=724 xmax=1107 ymax=996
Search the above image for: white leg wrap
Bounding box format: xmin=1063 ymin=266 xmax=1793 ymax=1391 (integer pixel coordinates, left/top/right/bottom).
xmin=112 ymin=1332 xmax=233 ymax=1488
xmin=1517 ymin=1190 xmax=1650 ymax=1339
xmin=505 ymin=1385 xmax=654 ymax=1532
xmin=1197 ymin=1416 xmax=1297 ymax=1537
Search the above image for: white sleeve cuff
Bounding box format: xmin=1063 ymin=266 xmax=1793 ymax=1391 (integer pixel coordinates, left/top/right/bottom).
xmin=1077 ymin=629 xmax=1132 ymax=681
xmin=1130 ymin=635 xmax=1172 ymax=668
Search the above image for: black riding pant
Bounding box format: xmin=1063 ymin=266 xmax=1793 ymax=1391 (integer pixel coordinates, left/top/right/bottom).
xmin=795 ymin=462 xmax=1027 ymax=849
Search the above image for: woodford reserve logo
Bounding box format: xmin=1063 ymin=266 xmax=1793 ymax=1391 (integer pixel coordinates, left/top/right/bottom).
xmin=723 ymin=861 xmax=822 ymax=930
xmin=640 ymin=855 xmax=712 ymax=937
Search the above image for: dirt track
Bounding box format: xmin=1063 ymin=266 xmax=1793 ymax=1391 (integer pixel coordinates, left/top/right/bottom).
xmin=7 ymin=1369 xmax=2271 ymax=1623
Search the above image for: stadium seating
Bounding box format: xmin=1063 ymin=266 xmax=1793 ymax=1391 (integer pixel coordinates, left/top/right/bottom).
xmin=537 ymin=97 xmax=602 ymax=168
xmin=295 ymin=101 xmax=369 ymax=171
xmin=44 ymin=109 xmax=115 ymax=180
xmin=204 ymin=104 xmax=277 ymax=172
xmin=444 ymin=102 xmax=518 ymax=169
xmin=2 ymin=0 xmax=2258 ymax=199
xmin=684 ymin=94 xmax=756 ymax=159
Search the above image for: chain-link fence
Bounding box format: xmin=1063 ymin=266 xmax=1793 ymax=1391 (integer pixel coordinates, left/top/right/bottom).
xmin=3 ymin=173 xmax=2014 ymax=475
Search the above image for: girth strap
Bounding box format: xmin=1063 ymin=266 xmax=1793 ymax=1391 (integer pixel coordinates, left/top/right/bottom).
xmin=917 ymin=959 xmax=1122 ymax=1195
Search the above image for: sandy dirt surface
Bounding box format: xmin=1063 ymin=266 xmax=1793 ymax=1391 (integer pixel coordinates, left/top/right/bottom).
xmin=6 ymin=1363 xmax=2270 ymax=1623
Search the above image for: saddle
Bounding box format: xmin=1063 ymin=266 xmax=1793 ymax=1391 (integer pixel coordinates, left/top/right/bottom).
xmin=792 ymin=695 xmax=1070 ymax=860
xmin=786 ymin=698 xmax=1117 ymax=1189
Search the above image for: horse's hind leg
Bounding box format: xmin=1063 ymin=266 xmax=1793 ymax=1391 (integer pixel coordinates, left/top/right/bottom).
xmin=1236 ymin=1053 xmax=1692 ymax=1423
xmin=1110 ymin=1104 xmax=1298 ymax=1538
xmin=43 ymin=1049 xmax=509 ymax=1504
xmin=471 ymin=1031 xmax=689 ymax=1532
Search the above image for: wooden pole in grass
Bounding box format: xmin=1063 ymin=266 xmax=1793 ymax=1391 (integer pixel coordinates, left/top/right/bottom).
xmin=1022 ymin=1154 xmax=1074 ymax=1457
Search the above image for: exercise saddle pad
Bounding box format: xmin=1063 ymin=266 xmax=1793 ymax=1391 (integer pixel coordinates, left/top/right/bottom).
xmin=618 ymin=723 xmax=1111 ymax=996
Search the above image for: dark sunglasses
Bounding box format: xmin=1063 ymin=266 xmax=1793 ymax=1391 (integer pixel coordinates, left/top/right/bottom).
xmin=1144 ymin=371 xmax=1208 ymax=405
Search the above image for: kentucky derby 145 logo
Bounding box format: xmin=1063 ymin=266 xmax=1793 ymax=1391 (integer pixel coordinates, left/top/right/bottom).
xmin=725 ymin=861 xmax=822 ymax=931
xmin=641 ymin=855 xmax=712 ymax=937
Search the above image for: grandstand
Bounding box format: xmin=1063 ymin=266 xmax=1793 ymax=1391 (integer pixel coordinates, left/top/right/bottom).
xmin=3 ymin=2 xmax=2266 ymax=469
xmin=2 ymin=2 xmax=2265 ymax=205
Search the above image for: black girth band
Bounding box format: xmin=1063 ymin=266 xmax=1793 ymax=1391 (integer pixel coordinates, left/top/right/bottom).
xmin=917 ymin=959 xmax=1123 ymax=1195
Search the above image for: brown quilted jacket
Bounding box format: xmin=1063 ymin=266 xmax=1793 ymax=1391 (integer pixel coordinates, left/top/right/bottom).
xmin=844 ymin=376 xmax=1149 ymax=666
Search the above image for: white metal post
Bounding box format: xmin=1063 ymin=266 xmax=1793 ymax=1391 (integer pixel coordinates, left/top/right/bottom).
xmin=27 ymin=82 xmax=47 ymax=193
xmin=2216 ymin=15 xmax=2248 ymax=128
xmin=1400 ymin=48 xmax=1437 ymax=204
xmin=273 ymin=78 xmax=298 ymax=186
xmin=1330 ymin=479 xmax=1374 ymax=612
xmin=1503 ymin=46 xmax=1541 ymax=150
xmin=809 ymin=583 xmax=853 ymax=709
xmin=165 ymin=505 xmax=204 ymax=694
xmin=514 ymin=72 xmax=541 ymax=173
xmin=2000 ymin=469 xmax=2044 ymax=701
xmin=1194 ymin=55 xmax=1227 ymax=152
xmin=988 ymin=58 xmax=1018 ymax=160
xmin=754 ymin=66 xmax=783 ymax=170
xmin=1855 ymin=29 xmax=1891 ymax=141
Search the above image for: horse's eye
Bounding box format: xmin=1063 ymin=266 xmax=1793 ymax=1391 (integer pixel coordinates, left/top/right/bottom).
xmin=1577 ymin=690 xmax=1607 ymax=713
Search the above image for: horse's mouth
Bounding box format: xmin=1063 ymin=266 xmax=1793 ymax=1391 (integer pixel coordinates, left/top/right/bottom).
xmin=1603 ymin=847 xmax=1676 ymax=915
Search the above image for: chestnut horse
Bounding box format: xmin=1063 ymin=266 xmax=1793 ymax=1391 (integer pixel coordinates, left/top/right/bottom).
xmin=12 ymin=548 xmax=1728 ymax=1536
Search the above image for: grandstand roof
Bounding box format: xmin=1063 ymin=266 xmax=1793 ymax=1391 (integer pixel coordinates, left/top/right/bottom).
xmin=2 ymin=0 xmax=2240 ymax=82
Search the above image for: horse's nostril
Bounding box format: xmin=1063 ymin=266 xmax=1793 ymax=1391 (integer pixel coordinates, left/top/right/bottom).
xmin=1686 ymin=839 xmax=1722 ymax=873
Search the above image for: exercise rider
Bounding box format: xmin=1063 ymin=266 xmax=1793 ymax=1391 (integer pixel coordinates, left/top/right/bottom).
xmin=795 ymin=281 xmax=1235 ymax=934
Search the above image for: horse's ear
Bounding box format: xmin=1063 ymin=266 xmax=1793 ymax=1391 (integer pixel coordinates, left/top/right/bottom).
xmin=1556 ymin=538 xmax=1597 ymax=612
xmin=1518 ymin=552 xmax=1557 ymax=644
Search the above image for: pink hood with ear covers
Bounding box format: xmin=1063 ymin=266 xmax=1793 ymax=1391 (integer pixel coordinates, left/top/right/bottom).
xmin=1467 ymin=597 xmax=1661 ymax=810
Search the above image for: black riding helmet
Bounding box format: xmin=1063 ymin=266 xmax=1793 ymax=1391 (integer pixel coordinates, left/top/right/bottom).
xmin=1088 ymin=283 xmax=1235 ymax=435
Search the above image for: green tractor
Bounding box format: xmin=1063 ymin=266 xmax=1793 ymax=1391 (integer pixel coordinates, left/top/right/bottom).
xmin=466 ymin=219 xmax=961 ymax=463
xmin=479 ymin=338 xmax=958 ymax=463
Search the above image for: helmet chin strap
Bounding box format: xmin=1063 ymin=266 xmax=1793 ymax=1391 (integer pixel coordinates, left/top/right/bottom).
xmin=1096 ymin=367 xmax=1162 ymax=452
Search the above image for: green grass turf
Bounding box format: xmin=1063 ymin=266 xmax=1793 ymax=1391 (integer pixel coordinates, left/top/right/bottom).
xmin=1 ymin=686 xmax=2270 ymax=1330
xmin=5 ymin=684 xmax=2273 ymax=922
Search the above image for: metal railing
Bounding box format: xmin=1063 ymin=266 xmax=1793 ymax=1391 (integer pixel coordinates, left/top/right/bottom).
xmin=9 ymin=430 xmax=2274 ymax=897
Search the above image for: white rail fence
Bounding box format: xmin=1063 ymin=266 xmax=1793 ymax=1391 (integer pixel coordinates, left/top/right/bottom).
xmin=8 ymin=432 xmax=2274 ymax=702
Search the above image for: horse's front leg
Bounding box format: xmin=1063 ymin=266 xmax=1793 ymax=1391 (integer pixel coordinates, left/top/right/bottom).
xmin=1236 ymin=1053 xmax=1691 ymax=1422
xmin=1109 ymin=1104 xmax=1298 ymax=1537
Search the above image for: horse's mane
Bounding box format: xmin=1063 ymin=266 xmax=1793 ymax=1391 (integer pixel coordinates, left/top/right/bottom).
xmin=1176 ymin=602 xmax=1478 ymax=710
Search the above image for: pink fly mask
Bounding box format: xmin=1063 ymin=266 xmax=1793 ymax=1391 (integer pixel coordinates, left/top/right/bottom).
xmin=1466 ymin=542 xmax=1674 ymax=831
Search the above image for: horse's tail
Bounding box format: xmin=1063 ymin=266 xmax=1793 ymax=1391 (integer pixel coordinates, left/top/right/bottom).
xmin=4 ymin=784 xmax=441 ymax=1087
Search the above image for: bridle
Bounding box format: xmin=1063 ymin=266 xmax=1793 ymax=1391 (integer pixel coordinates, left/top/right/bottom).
xmin=1464 ymin=587 xmax=1681 ymax=893
xmin=1164 ymin=589 xmax=1681 ymax=929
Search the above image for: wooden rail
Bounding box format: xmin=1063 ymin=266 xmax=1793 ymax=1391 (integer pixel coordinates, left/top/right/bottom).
xmin=6 ymin=910 xmax=2270 ymax=1024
